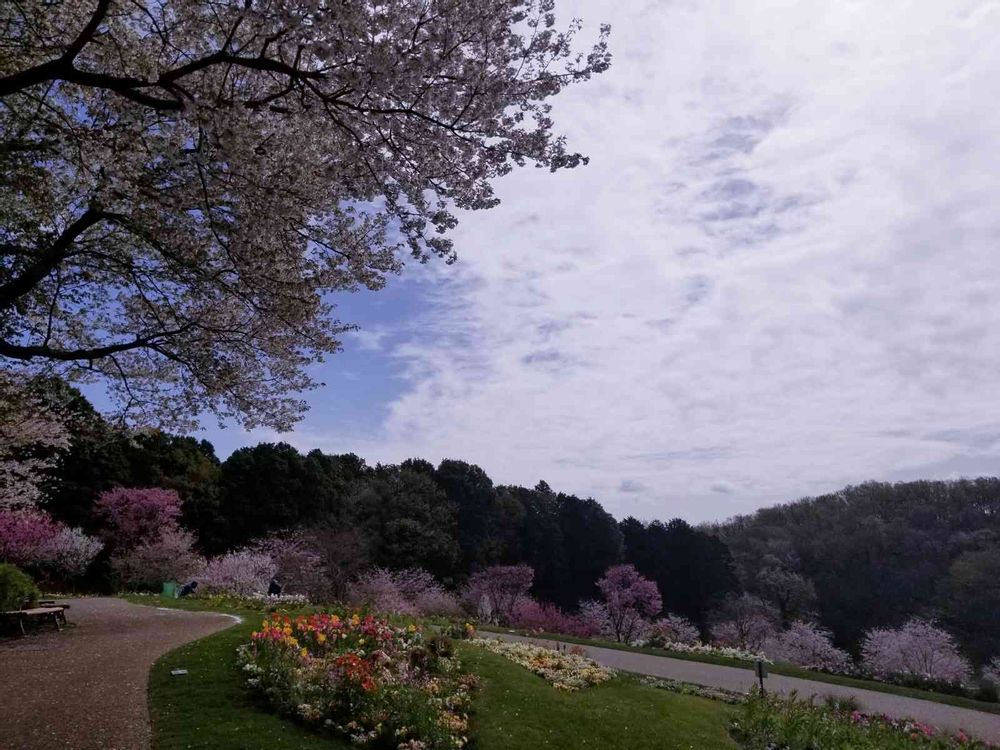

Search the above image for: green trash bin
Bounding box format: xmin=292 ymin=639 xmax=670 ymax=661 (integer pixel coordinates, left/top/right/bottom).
xmin=162 ymin=581 xmax=178 ymax=598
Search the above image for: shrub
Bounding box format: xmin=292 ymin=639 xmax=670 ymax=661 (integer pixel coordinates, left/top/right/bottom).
xmin=199 ymin=549 xmax=276 ymax=596
xmin=0 ymin=563 xmax=38 ymax=611
xmin=596 ymin=564 xmax=662 ymax=643
xmin=646 ymin=614 xmax=701 ymax=647
xmin=861 ymin=618 xmax=972 ymax=685
xmin=733 ymin=690 xmax=993 ymax=749
xmin=765 ymin=621 xmax=853 ymax=672
xmin=510 ymin=597 xmax=579 ymax=633
xmin=111 ymin=527 xmax=204 ymax=590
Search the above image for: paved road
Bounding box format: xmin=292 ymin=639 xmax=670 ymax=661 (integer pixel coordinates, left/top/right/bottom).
xmin=0 ymin=597 xmax=236 ymax=750
xmin=487 ymin=632 xmax=1000 ymax=743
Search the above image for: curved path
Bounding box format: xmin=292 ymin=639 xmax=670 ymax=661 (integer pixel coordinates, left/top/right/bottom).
xmin=0 ymin=597 xmax=235 ymax=750
xmin=487 ymin=632 xmax=1000 ymax=743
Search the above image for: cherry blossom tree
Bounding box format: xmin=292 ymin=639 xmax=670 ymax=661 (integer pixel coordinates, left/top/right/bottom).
xmin=710 ymin=594 xmax=778 ymax=652
xmin=861 ymin=618 xmax=972 ymax=684
xmin=110 ymin=526 xmax=204 ymax=590
xmin=764 ymin=621 xmax=852 ymax=673
xmin=0 ymin=0 xmax=610 ymax=429
xmin=464 ymin=564 xmax=534 ymax=625
xmin=510 ymin=597 xmax=598 ymax=637
xmin=252 ymin=530 xmax=327 ymax=599
xmin=0 ymin=507 xmax=102 ymax=578
xmin=199 ymin=549 xmax=276 ymax=596
xmin=93 ymin=487 xmax=183 ymax=549
xmin=0 ymin=375 xmax=70 ymax=508
xmin=596 ymin=564 xmax=662 ymax=643
xmin=347 ymin=567 xmax=459 ymax=616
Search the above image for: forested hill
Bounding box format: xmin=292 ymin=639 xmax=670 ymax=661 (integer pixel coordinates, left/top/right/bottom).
xmin=37 ymin=387 xmax=999 ymax=658
xmin=711 ymin=479 xmax=1000 ymax=660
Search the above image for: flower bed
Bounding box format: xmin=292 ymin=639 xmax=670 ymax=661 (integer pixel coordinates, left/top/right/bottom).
xmin=238 ymin=611 xmax=476 ymax=749
xmin=731 ymin=691 xmax=998 ymax=749
xmin=658 ymin=640 xmax=772 ymax=664
xmin=472 ymin=638 xmax=614 ymax=691
xmin=640 ymin=676 xmax=746 ymax=705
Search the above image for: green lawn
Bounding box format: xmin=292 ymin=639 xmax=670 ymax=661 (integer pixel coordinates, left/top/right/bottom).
xmin=478 ymin=627 xmax=1000 ymax=716
xmin=461 ymin=644 xmax=736 ymax=749
xmin=131 ymin=596 xmax=735 ymax=750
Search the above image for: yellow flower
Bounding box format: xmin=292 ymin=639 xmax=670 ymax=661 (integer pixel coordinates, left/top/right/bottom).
xmin=408 ymin=624 xmax=417 ymax=633
xmin=316 ymin=633 xmax=327 ymax=644
xmin=300 ymin=648 xmax=309 ymax=658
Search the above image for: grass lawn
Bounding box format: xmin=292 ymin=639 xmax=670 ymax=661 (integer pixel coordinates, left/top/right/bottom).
xmin=479 ymin=627 xmax=1000 ymax=716
xmin=130 ymin=597 xmax=350 ymax=750
xmin=128 ymin=596 xmax=736 ymax=750
xmin=461 ymin=643 xmax=737 ymax=749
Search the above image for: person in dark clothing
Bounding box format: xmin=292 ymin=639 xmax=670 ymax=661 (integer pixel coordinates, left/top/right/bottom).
xmin=178 ymin=580 xmax=199 ymax=597
xmin=267 ymin=577 xmax=282 ymax=596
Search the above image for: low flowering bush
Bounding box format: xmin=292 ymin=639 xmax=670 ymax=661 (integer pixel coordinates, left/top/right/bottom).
xmin=658 ymin=640 xmax=771 ymax=664
xmin=238 ymin=611 xmax=476 ymax=749
xmin=645 ymin=614 xmax=701 ymax=648
xmin=764 ymin=620 xmax=853 ymax=673
xmin=640 ymin=676 xmax=745 ymax=705
xmin=732 ymin=690 xmax=998 ymax=749
xmin=509 ymin=598 xmax=599 ymax=637
xmin=472 ymin=638 xmax=614 ymax=691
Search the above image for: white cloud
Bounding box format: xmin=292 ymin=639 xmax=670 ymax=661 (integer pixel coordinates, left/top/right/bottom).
xmin=278 ymin=1 xmax=1000 ymax=522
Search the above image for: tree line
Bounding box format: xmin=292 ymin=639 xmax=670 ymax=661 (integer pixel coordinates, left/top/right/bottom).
xmin=32 ymin=387 xmax=1000 ymax=662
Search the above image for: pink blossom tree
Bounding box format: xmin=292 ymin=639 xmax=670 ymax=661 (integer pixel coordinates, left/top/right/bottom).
xmin=463 ymin=564 xmax=535 ymax=625
xmin=861 ymin=618 xmax=972 ymax=684
xmin=647 ymin=614 xmax=701 ymax=647
xmin=199 ymin=550 xmax=277 ymax=596
xmin=596 ymin=564 xmax=663 ymax=643
xmin=93 ymin=487 xmax=183 ymax=549
xmin=0 ymin=507 xmax=102 ymax=579
xmin=111 ymin=527 xmax=204 ymax=590
xmin=765 ymin=621 xmax=852 ymax=672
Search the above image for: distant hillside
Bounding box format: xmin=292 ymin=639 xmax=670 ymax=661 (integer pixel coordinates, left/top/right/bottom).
xmin=712 ymin=479 xmax=1000 ymax=661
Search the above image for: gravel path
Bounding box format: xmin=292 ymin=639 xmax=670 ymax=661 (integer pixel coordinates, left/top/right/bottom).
xmin=0 ymin=597 xmax=236 ymax=750
xmin=487 ymin=632 xmax=1000 ymax=743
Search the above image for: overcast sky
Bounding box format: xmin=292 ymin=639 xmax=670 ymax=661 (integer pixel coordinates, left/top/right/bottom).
xmin=200 ymin=0 xmax=1000 ymax=523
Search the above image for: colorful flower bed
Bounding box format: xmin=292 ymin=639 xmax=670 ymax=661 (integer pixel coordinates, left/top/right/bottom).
xmin=731 ymin=691 xmax=998 ymax=749
xmin=472 ymin=638 xmax=614 ymax=691
xmin=656 ymin=640 xmax=772 ymax=664
xmin=238 ymin=612 xmax=477 ymax=749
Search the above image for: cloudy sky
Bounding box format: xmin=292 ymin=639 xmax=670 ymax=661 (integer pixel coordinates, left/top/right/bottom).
xmin=201 ymin=0 xmax=1000 ymax=523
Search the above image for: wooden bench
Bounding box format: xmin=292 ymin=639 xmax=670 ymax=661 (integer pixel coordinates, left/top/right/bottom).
xmin=0 ymin=606 xmax=66 ymax=636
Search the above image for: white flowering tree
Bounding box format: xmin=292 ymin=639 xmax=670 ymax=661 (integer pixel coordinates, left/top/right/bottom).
xmin=0 ymin=375 xmax=70 ymax=508
xmin=0 ymin=1 xmax=609 ymax=429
